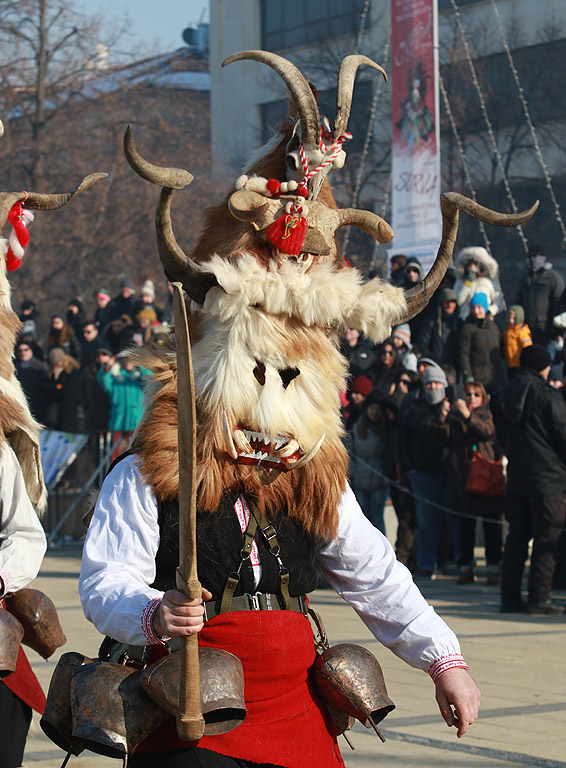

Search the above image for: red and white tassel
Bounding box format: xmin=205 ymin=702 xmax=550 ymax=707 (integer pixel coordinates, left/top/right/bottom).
xmin=4 ymin=202 xmax=34 ymax=272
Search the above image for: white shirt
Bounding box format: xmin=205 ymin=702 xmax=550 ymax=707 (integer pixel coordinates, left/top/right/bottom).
xmin=79 ymin=454 xmax=464 ymax=675
xmin=0 ymin=441 xmax=47 ymax=596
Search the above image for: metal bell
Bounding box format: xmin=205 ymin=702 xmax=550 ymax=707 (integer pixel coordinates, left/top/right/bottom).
xmin=0 ymin=609 xmax=24 ymax=678
xmin=5 ymin=588 xmax=67 ymax=659
xmin=40 ymin=651 xmax=92 ymax=756
xmin=313 ymin=644 xmax=395 ymax=735
xmin=71 ymin=661 xmax=168 ymax=757
xmin=140 ymin=647 xmax=247 ymax=735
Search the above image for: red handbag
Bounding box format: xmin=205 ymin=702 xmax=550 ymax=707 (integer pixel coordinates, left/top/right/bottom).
xmin=465 ymin=448 xmax=506 ymax=498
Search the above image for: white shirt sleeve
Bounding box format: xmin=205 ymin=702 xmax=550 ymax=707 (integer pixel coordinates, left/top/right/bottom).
xmin=316 ymin=484 xmax=463 ymax=673
xmin=79 ymin=454 xmax=165 ymax=646
xmin=0 ymin=442 xmax=47 ymax=596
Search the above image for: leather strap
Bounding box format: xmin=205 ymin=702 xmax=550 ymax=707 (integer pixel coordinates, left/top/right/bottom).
xmin=205 ymin=593 xmax=307 ymax=620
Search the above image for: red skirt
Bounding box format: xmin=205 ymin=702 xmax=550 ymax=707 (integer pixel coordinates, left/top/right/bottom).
xmin=3 ymin=646 xmax=46 ymax=714
xmin=138 ymin=611 xmax=345 ymax=768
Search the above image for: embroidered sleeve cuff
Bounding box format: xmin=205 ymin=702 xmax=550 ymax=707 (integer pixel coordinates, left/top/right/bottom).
xmin=428 ymin=654 xmax=468 ymax=682
xmin=141 ymin=597 xmax=170 ymax=645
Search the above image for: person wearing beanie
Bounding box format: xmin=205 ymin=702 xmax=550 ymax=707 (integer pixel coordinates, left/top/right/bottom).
xmin=502 ymin=305 xmax=532 ymax=369
xmin=397 ymin=358 xmax=459 ymax=578
xmin=133 ymin=278 xmax=164 ymax=323
xmin=453 ymin=246 xmax=504 ymax=320
xmin=108 ymin=278 xmax=137 ymax=322
xmin=42 ymin=346 xmax=84 ymax=432
xmin=391 ymin=325 xmax=418 ymax=373
xmin=458 ymin=292 xmax=505 ymax=394
xmin=516 ymin=246 xmax=564 ymax=345
xmin=94 ymin=289 xmax=112 ymax=331
xmin=347 ymin=393 xmax=389 ymax=534
xmin=493 ymin=342 xmax=566 ymax=615
xmin=344 ymin=375 xmax=373 ymax=430
xmin=418 ymin=287 xmax=462 ymax=372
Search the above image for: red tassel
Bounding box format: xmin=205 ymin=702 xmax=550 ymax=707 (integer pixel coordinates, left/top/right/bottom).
xmin=266 ymin=214 xmax=308 ymax=256
xmin=4 ymin=202 xmax=32 ymax=272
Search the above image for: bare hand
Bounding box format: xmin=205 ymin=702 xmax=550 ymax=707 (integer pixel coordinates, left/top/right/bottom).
xmin=435 ymin=667 xmax=480 ymax=738
xmin=439 ymin=398 xmax=450 ymax=421
xmin=453 ymin=398 xmax=471 ymax=419
xmin=152 ymin=587 xmax=213 ymax=639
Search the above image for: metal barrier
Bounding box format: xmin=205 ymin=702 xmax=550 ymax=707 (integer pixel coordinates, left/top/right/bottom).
xmin=44 ymin=431 xmax=121 ymax=545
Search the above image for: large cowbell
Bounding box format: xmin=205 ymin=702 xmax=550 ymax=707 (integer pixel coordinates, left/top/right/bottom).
xmin=140 ymin=647 xmax=247 ymax=735
xmin=70 ymin=661 xmax=168 ymax=758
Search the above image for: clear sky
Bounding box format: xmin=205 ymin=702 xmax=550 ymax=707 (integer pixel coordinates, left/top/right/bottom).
xmin=79 ymin=0 xmax=209 ymax=57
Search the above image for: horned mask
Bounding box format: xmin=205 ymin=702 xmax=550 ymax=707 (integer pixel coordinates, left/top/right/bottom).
xmin=126 ymin=52 xmax=537 ymax=536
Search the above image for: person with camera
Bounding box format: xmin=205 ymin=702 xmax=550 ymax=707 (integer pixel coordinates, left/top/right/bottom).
xmin=436 ymin=382 xmax=504 ymax=585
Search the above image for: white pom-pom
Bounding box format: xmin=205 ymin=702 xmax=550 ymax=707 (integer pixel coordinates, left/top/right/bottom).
xmin=235 ymin=175 xmax=248 ymax=190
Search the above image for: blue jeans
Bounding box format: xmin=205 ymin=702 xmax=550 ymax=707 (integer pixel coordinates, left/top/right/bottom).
xmin=352 ymin=487 xmax=388 ymax=535
xmin=409 ymin=470 xmax=460 ymax=572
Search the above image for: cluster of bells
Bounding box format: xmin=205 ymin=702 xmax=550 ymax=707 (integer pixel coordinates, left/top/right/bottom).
xmin=1 ymin=593 xmax=395 ymax=760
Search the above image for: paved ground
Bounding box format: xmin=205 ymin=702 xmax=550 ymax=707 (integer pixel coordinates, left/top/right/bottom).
xmin=23 ymin=509 xmax=566 ymax=768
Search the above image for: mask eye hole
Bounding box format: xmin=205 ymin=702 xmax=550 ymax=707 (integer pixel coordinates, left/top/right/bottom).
xmin=279 ymin=367 xmax=300 ymax=389
xmin=253 ymin=361 xmax=266 ymax=386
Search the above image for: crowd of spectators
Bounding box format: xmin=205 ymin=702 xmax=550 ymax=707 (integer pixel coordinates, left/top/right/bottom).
xmin=13 ymin=277 xmax=173 ymax=442
xmin=12 ymin=245 xmax=566 ymax=615
xmin=343 ymin=245 xmax=566 ymax=616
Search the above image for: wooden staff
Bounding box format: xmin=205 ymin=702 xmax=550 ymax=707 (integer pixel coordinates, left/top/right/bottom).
xmin=173 ymin=282 xmax=205 ymax=741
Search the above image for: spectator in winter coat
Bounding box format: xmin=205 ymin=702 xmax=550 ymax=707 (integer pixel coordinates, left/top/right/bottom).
xmin=15 ymin=341 xmax=47 ymax=422
xmin=82 ymin=348 xmax=112 ymax=433
xmin=46 ymin=315 xmax=81 ymax=363
xmin=453 ymin=246 xmax=504 ymax=320
xmin=80 ymin=321 xmax=107 ymax=368
xmin=389 ymin=253 xmax=407 ymax=287
xmin=458 ymin=293 xmax=505 ymax=394
xmin=343 ymin=374 xmax=373 ymax=430
xmin=397 ymin=366 xmax=460 ymax=577
xmin=132 ymin=279 xmax=164 ymax=322
xmin=436 ymin=381 xmax=503 ymax=585
xmin=391 ymin=325 xmax=418 ymax=372
xmin=502 ymin=305 xmax=532 ymax=369
xmin=42 ymin=347 xmax=83 ymax=433
xmin=107 ymin=278 xmax=137 ymax=322
xmin=18 ymin=299 xmax=40 ymax=340
xmin=340 ymin=327 xmax=377 ymax=379
xmin=93 ymin=289 xmax=113 ymax=331
xmin=369 ymin=339 xmax=404 ymax=397
xmin=494 ymin=344 xmax=566 ymax=615
xmin=347 ymin=393 xmax=389 ymax=534
xmin=418 ymin=288 xmax=462 ymax=371
xmin=516 ymin=247 xmax=565 ymax=345
xmin=96 ymin=353 xmax=150 ymax=433
xmin=66 ymin=298 xmax=87 ymax=339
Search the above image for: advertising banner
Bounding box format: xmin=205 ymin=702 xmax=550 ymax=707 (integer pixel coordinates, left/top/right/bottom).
xmin=391 ymin=0 xmax=441 ymax=272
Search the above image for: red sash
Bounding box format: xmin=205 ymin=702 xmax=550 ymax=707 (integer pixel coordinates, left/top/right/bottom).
xmin=3 ymin=646 xmax=46 ymax=714
xmin=138 ymin=611 xmax=345 ymax=768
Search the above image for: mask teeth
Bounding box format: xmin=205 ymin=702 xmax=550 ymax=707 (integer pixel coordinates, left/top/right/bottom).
xmin=273 ymin=438 xmax=300 ymax=458
xmin=285 ymin=433 xmax=325 ymax=470
xmin=222 ymin=412 xmax=238 ymax=459
xmin=234 ymin=428 xmax=253 ymax=454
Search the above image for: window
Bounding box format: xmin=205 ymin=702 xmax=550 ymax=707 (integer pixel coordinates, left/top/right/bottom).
xmin=261 ymin=0 xmax=368 ymax=51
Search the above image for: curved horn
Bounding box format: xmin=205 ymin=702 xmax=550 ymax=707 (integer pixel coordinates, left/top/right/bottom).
xmin=123 ymin=126 xmax=215 ymax=303
xmin=400 ymin=194 xmax=539 ymax=324
xmin=222 ymin=50 xmax=320 ymax=148
xmin=0 ymin=174 xmax=107 ymax=234
xmin=155 ymin=188 xmax=218 ymax=305
xmin=334 ymin=55 xmax=387 ymax=140
xmin=123 ymin=125 xmax=193 ymax=189
xmin=337 ymin=208 xmax=394 ymax=244
xmin=228 ymin=189 xmax=269 ymax=222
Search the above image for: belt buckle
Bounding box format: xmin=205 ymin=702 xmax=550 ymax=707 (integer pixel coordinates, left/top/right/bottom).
xmin=246 ymin=592 xmax=260 ymax=610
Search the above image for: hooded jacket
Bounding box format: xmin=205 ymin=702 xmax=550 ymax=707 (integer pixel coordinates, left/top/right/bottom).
xmin=458 ymin=314 xmax=505 ymax=391
xmin=516 ymin=262 xmax=565 ymax=343
xmin=494 ymin=368 xmax=566 ymax=496
xmin=453 ymin=247 xmax=504 ymax=319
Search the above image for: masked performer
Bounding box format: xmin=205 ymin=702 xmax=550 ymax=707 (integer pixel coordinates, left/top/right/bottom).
xmin=78 ymin=52 xmax=536 ymax=768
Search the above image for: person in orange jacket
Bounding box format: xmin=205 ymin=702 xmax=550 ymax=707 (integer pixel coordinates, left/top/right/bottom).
xmin=502 ymin=305 xmax=532 ymax=368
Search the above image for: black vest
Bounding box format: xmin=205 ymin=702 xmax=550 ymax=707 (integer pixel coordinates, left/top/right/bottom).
xmin=152 ymin=491 xmax=323 ymax=599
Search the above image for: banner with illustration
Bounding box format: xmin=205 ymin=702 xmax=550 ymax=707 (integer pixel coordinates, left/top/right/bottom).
xmin=391 ymin=0 xmax=441 ymax=266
